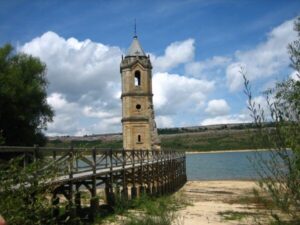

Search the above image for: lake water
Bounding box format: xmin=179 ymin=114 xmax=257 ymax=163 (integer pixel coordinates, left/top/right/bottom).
xmin=186 ymin=150 xmax=271 ymax=180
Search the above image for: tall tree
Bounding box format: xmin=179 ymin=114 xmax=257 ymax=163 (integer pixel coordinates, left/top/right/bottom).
xmin=0 ymin=44 xmax=53 ymax=146
xmin=244 ymin=17 xmax=300 ymax=225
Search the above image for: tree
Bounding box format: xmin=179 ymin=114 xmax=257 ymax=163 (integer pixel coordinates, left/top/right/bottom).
xmin=244 ymin=17 xmax=300 ymax=225
xmin=0 ymin=44 xmax=53 ymax=146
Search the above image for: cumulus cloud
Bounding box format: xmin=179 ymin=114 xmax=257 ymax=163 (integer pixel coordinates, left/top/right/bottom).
xmin=185 ymin=56 xmax=231 ymax=77
xmin=20 ymin=32 xmax=216 ymax=135
xmin=151 ymin=39 xmax=195 ymax=72
xmin=205 ymin=99 xmax=230 ymax=116
xmin=20 ymin=31 xmax=122 ymax=101
xmin=20 ymin=31 xmax=123 ymax=135
xmin=156 ymin=115 xmax=174 ymax=128
xmin=46 ymin=93 xmax=82 ymax=136
xmin=47 ymin=92 xmax=122 ymax=136
xmin=226 ymin=19 xmax=297 ymax=92
xmin=153 ymin=72 xmax=215 ymax=115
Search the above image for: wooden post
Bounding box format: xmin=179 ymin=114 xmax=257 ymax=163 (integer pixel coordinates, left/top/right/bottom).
xmin=68 ymin=145 xmax=76 ymax=221
xmin=75 ymin=184 xmax=81 ymax=212
xmin=139 ymin=150 xmax=145 ymax=195
xmin=121 ymin=150 xmax=128 ymax=200
xmin=146 ymin=150 xmax=151 ymax=194
xmin=52 ymin=192 xmax=60 ymax=219
xmin=131 ymin=150 xmax=137 ymax=199
xmin=90 ymin=148 xmax=99 ymax=219
xmin=106 ymin=149 xmax=115 ymax=205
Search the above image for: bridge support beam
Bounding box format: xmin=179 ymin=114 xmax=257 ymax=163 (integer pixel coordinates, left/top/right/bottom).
xmin=52 ymin=193 xmax=60 ymax=218
xmin=105 ymin=183 xmax=115 ymax=206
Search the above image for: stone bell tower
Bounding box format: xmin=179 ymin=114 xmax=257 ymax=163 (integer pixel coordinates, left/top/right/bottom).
xmin=120 ymin=34 xmax=160 ymax=150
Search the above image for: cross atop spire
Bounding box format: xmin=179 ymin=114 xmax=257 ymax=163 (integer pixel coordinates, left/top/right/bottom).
xmin=134 ymin=19 xmax=137 ymax=38
xmin=126 ymin=20 xmax=145 ymax=57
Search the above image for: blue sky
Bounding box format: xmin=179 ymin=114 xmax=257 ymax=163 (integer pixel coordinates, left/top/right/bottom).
xmin=1 ymin=0 xmax=299 ymax=136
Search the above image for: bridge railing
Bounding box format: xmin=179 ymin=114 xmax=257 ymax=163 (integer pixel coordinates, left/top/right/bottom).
xmin=0 ymin=146 xmax=186 ymax=179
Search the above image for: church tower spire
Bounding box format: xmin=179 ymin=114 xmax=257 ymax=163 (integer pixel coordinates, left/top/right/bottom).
xmin=120 ymin=35 xmax=160 ymax=150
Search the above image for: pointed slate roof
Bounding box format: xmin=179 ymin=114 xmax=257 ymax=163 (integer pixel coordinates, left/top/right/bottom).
xmin=126 ymin=36 xmax=146 ymax=56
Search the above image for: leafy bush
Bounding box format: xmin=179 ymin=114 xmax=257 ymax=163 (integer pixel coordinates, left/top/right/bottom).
xmin=244 ymin=17 xmax=300 ymax=225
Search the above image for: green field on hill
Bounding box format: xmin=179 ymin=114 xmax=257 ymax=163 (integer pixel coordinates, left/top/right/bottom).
xmin=47 ymin=126 xmax=269 ymax=151
xmin=160 ymin=129 xmax=265 ymax=151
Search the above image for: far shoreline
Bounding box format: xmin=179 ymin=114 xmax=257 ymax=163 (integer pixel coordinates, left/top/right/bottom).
xmin=185 ymin=148 xmax=270 ymax=154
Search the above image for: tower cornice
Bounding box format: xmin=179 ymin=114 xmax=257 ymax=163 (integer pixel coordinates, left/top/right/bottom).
xmin=120 ymin=56 xmax=152 ymax=71
xmin=121 ymin=116 xmax=149 ymax=123
xmin=121 ymin=92 xmax=153 ymax=99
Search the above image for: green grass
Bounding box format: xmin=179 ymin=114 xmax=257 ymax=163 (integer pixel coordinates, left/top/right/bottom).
xmin=218 ymin=210 xmax=256 ymax=221
xmin=47 ymin=128 xmax=271 ymax=152
xmin=93 ymin=193 xmax=189 ymax=225
xmin=160 ymin=130 xmax=265 ymax=151
xmin=120 ymin=194 xmax=187 ymax=225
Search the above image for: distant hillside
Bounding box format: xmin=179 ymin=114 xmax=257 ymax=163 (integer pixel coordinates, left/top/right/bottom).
xmin=47 ymin=122 xmax=272 ymax=151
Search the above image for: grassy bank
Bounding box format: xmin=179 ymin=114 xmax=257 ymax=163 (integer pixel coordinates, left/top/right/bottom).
xmin=160 ymin=129 xmax=267 ymax=151
xmin=47 ymin=128 xmax=269 ymax=152
xmin=95 ymin=193 xmax=189 ymax=225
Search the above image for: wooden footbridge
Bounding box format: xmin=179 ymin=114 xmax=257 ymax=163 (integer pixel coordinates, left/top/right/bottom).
xmin=0 ymin=146 xmax=187 ymax=220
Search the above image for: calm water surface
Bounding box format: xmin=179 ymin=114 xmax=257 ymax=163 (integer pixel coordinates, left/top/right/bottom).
xmin=186 ymin=150 xmax=271 ymax=180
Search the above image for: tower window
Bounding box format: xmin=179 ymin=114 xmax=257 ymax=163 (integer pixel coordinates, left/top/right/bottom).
xmin=134 ymin=71 xmax=141 ymax=86
xmin=137 ymin=135 xmax=141 ymax=142
xmin=136 ymin=104 xmax=141 ymax=110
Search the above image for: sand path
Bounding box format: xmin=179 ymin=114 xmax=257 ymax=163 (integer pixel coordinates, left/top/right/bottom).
xmin=176 ymin=180 xmax=262 ymax=225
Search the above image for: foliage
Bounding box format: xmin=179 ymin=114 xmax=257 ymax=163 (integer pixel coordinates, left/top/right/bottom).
xmin=0 ymin=44 xmax=53 ymax=146
xmin=102 ymin=193 xmax=187 ymax=225
xmin=0 ymin=154 xmax=85 ymax=225
xmin=121 ymin=194 xmax=184 ymax=225
xmin=244 ymin=17 xmax=300 ymax=225
xmin=218 ymin=210 xmax=256 ymax=221
xmin=0 ymin=157 xmax=59 ymax=225
xmin=0 ymin=131 xmax=4 ymax=145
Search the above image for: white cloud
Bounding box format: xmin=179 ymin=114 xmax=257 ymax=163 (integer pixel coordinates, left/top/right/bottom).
xmin=46 ymin=93 xmax=82 ymax=136
xmin=151 ymin=39 xmax=195 ymax=72
xmin=201 ymin=113 xmax=250 ymax=125
xmin=20 ymin=32 xmax=196 ymax=135
xmin=20 ymin=32 xmax=213 ymax=135
xmin=47 ymin=92 xmax=78 ymax=112
xmin=226 ymin=62 xmax=246 ymax=92
xmin=185 ymin=56 xmax=231 ymax=77
xmin=153 ymin=72 xmax=215 ymax=115
xmin=24 ymin=27 xmax=294 ymax=136
xmin=226 ymin=19 xmax=297 ymax=92
xmin=290 ymin=70 xmax=300 ymax=81
xmin=156 ymin=116 xmax=174 ymax=128
xmin=83 ymin=106 xmax=114 ymax=119
xmin=20 ymin=31 xmax=123 ymax=136
xmin=205 ymin=99 xmax=230 ymax=116
xmin=20 ymin=31 xmax=122 ymax=101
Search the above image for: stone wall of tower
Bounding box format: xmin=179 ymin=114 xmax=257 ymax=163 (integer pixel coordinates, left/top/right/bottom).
xmin=120 ymin=54 xmax=160 ymax=150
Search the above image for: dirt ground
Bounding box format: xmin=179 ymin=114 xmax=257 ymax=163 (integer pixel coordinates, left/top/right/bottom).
xmin=176 ymin=180 xmax=266 ymax=225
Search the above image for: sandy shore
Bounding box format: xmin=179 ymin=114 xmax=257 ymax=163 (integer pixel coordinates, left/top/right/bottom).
xmin=186 ymin=149 xmax=269 ymax=154
xmin=176 ymin=180 xmax=265 ymax=225
xmin=100 ymin=180 xmax=267 ymax=225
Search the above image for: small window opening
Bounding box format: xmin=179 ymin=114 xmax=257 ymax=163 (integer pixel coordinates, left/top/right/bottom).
xmin=134 ymin=71 xmax=141 ymax=86
xmin=138 ymin=135 xmax=141 ymax=142
xmin=136 ymin=104 xmax=141 ymax=110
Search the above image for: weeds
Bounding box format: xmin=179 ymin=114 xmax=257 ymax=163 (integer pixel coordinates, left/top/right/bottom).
xmin=97 ymin=192 xmax=189 ymax=225
xmin=218 ymin=210 xmax=256 ymax=221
